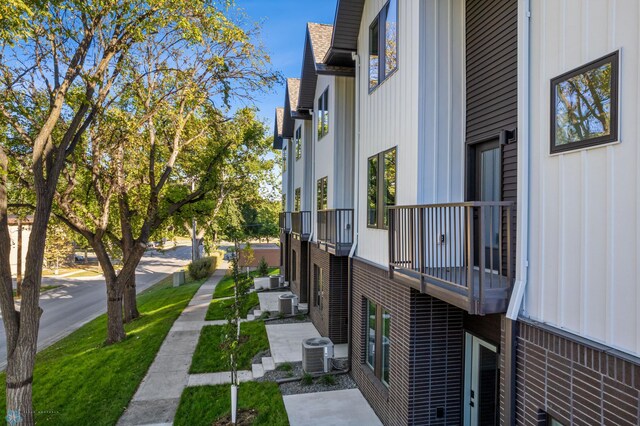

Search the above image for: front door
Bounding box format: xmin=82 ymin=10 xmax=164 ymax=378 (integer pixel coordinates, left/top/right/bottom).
xmin=473 ymin=141 xmax=501 ymax=271
xmin=463 ymin=333 xmax=498 ymax=425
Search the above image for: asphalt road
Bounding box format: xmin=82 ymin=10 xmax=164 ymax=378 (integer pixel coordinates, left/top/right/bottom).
xmin=0 ymin=245 xmax=192 ymax=368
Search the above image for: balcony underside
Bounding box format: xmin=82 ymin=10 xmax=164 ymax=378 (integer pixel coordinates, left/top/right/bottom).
xmin=317 ymin=241 xmax=352 ymax=256
xmin=390 ymin=265 xmax=510 ymax=315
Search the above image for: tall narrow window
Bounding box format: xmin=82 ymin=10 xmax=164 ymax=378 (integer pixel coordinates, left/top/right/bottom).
xmin=369 ymin=0 xmax=398 ymax=90
xmin=317 ymin=177 xmax=328 ymax=211
xmin=367 ymin=147 xmax=397 ymax=228
xmin=381 ymin=310 xmax=391 ymax=386
xmin=295 ymin=127 xmax=302 ymax=159
xmin=317 ymin=88 xmax=329 ymax=139
xmin=551 ymin=51 xmax=619 ymax=153
xmin=364 ymin=299 xmax=391 ymax=388
xmin=282 ymin=194 xmax=286 ymax=211
xmin=282 ymin=147 xmax=287 ymax=172
xmin=383 ymin=148 xmax=396 ymax=227
xmin=292 ymin=250 xmax=297 ymax=281
xmin=294 ymin=188 xmax=301 ymax=211
xmin=314 ymin=265 xmax=323 ymax=310
xmin=367 ymin=156 xmax=378 ymax=227
xmin=366 ymin=300 xmax=377 ymax=369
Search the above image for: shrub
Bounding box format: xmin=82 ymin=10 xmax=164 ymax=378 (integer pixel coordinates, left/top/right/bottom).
xmin=188 ymin=257 xmax=213 ymax=280
xmin=276 ymin=362 xmax=293 ymax=372
xmin=301 ymin=373 xmax=313 ymax=386
xmin=257 ymin=257 xmax=269 ymax=276
xmin=320 ymin=374 xmax=336 ymax=386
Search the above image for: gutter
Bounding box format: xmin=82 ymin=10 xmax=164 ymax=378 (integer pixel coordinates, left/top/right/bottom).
xmin=347 ymin=50 xmax=361 ymax=372
xmin=504 ymin=1 xmax=531 ymax=424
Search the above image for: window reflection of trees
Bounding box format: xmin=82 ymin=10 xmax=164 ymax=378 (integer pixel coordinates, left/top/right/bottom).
xmin=555 ymin=63 xmax=612 ymax=145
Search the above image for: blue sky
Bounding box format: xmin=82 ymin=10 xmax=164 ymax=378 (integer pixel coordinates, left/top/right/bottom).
xmin=235 ymin=0 xmax=338 ymax=130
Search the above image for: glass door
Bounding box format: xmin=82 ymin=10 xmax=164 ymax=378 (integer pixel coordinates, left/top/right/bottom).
xmin=473 ymin=141 xmax=501 ymax=271
xmin=464 ymin=333 xmax=498 ymax=426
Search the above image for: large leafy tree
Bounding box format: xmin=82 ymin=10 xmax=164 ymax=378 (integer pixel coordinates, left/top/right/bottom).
xmin=0 ymin=1 xmax=274 ymax=421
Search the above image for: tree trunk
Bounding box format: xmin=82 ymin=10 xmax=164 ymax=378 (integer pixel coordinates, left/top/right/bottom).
xmin=123 ymin=269 xmax=139 ymax=323
xmin=106 ymin=279 xmax=126 ymax=344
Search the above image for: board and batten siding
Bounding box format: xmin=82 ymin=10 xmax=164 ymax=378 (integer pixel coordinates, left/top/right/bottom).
xmin=525 ymin=0 xmax=640 ymax=357
xmin=333 ymin=76 xmax=355 ymax=210
xmin=357 ymin=0 xmax=466 ymax=267
xmin=292 ymin=119 xmax=313 ymax=212
xmin=356 ymin=0 xmax=421 ymax=267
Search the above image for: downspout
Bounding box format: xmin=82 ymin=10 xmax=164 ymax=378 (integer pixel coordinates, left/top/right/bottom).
xmin=504 ymin=0 xmax=531 ymax=424
xmin=347 ymin=51 xmax=361 ymax=371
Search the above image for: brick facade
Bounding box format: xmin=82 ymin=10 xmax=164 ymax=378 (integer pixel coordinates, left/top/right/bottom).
xmin=351 ymin=258 xmax=464 ymax=425
xmin=279 ymin=231 xmax=290 ymax=282
xmin=308 ymin=244 xmax=349 ymax=344
xmin=290 ymin=237 xmax=308 ymax=303
xmin=514 ymin=320 xmax=640 ymax=425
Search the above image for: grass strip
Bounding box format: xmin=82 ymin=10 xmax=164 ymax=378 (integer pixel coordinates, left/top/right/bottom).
xmin=189 ymin=320 xmax=269 ymax=374
xmin=0 ymin=274 xmax=206 ymax=425
xmin=174 ymin=382 xmax=288 ymax=426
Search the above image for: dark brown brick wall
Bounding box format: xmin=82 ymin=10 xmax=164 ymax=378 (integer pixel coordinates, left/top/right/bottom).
xmin=514 ymin=320 xmax=640 ymax=425
xmin=351 ymin=258 xmax=464 ymax=425
xmin=290 ymin=237 xmax=308 ymax=303
xmin=308 ymin=245 xmax=349 ymax=344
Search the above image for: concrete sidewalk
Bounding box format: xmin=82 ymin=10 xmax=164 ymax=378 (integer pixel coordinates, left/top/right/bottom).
xmin=117 ymin=269 xmax=226 ymax=426
xmin=283 ymin=389 xmax=383 ymax=426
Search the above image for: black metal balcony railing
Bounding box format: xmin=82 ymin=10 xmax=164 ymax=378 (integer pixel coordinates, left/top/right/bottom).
xmin=291 ymin=211 xmax=311 ymax=240
xmin=388 ymin=201 xmax=515 ymax=315
xmin=279 ymin=212 xmax=291 ymax=232
xmin=317 ymin=209 xmax=354 ymax=256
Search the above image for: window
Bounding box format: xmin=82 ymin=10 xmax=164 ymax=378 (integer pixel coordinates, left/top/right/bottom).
xmin=292 ymin=250 xmax=297 ymax=281
xmin=551 ymin=51 xmax=619 ymax=153
xmin=314 ymin=264 xmax=323 ymax=310
xmin=317 ymin=88 xmax=329 ymax=139
xmin=295 ymin=127 xmax=302 ymax=160
xmin=367 ymin=147 xmax=396 ymax=229
xmin=282 ymin=194 xmax=286 ymax=211
xmin=317 ymin=177 xmax=328 ymax=211
xmin=294 ymin=188 xmax=301 ymax=211
xmin=364 ymin=299 xmax=391 ymax=387
xmin=369 ymin=0 xmax=398 ymax=90
xmin=282 ymin=147 xmax=287 ymax=172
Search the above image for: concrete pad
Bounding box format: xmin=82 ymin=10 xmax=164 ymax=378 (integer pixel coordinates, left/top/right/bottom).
xmin=187 ymin=371 xmax=253 ymax=387
xmin=262 ymin=356 xmax=275 ymax=371
xmin=251 ymin=363 xmax=264 ymax=378
xmin=266 ymin=323 xmax=321 ymax=364
xmin=133 ymin=371 xmax=187 ymax=401
xmin=334 ymin=343 xmax=348 ymax=359
xmin=117 ymin=398 xmax=179 ymax=425
xmin=257 ymin=291 xmax=292 ymax=312
xmin=283 ymin=389 xmax=382 ymax=426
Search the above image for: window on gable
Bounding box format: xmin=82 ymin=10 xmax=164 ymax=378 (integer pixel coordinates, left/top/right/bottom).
xmin=369 ymin=0 xmax=398 ymax=90
xmin=551 ymin=51 xmax=619 ymax=153
xmin=364 ymin=298 xmax=391 ymax=387
xmin=367 ymin=147 xmax=397 ymax=229
xmin=294 ymin=188 xmax=301 ymax=211
xmin=317 ymin=176 xmax=328 ymax=211
xmin=317 ymin=88 xmax=329 ymax=140
xmin=295 ymin=127 xmax=302 ymax=159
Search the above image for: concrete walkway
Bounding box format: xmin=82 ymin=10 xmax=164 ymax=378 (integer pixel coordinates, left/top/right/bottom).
xmin=283 ymin=389 xmax=383 ymax=426
xmin=117 ymin=269 xmax=226 ymax=426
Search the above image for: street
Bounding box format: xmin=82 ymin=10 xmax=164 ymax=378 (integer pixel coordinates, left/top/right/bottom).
xmin=0 ymin=245 xmax=192 ymax=368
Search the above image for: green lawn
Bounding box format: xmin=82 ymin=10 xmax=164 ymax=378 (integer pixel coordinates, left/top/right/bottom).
xmin=174 ymin=382 xmax=289 ymax=426
xmin=213 ymin=268 xmax=280 ymax=299
xmin=190 ymin=321 xmax=269 ymax=374
xmin=0 ymin=274 xmax=206 ymax=425
xmin=205 ymin=292 xmax=259 ymax=321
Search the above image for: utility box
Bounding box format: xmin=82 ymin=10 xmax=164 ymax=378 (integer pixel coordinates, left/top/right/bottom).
xmin=173 ymin=270 xmax=185 ymax=287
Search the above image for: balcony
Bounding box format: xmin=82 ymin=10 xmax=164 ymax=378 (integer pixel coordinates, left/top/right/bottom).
xmin=388 ymin=201 xmax=515 ymax=315
xmin=317 ymin=209 xmax=354 ymax=256
xmin=279 ymin=212 xmax=291 ymax=233
xmin=291 ymin=211 xmax=311 ymax=240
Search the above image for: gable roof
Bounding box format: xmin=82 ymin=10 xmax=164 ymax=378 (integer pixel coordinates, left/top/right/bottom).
xmin=325 ymin=0 xmax=365 ymax=66
xmin=298 ymin=23 xmax=355 ymax=112
xmin=273 ymin=107 xmax=284 ymax=149
xmin=283 ymin=78 xmax=310 ymax=138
